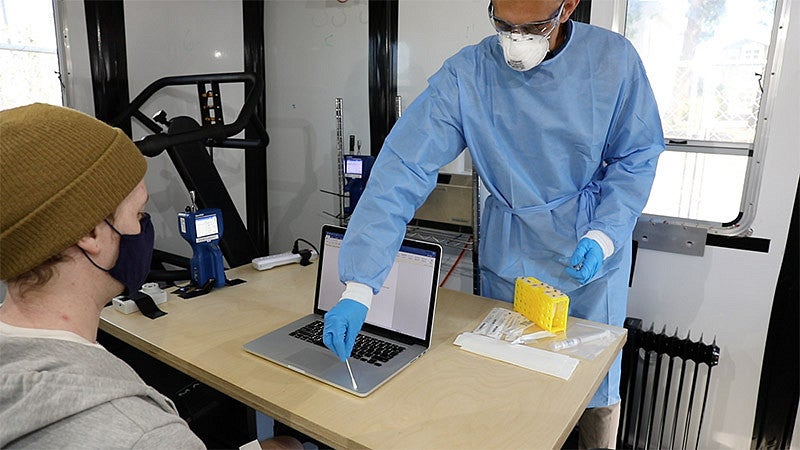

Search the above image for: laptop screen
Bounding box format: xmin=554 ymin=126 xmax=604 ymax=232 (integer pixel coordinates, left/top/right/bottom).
xmin=314 ymin=226 xmax=441 ymax=344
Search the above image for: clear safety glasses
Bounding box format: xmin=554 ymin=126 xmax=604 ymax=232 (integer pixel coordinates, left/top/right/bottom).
xmin=488 ymin=0 xmax=565 ymax=37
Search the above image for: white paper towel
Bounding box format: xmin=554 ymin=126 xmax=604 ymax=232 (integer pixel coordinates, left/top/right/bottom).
xmin=454 ymin=332 xmax=579 ymax=380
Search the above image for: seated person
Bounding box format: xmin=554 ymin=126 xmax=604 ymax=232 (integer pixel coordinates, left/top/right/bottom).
xmin=0 ymin=103 xmax=300 ymax=450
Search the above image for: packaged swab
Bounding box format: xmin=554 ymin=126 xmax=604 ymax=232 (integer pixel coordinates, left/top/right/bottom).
xmin=548 ymin=330 xmax=611 ymax=351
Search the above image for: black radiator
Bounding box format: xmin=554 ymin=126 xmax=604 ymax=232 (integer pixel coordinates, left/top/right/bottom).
xmin=618 ymin=318 xmax=721 ymax=450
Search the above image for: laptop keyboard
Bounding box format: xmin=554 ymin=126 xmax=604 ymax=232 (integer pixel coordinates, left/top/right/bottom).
xmin=289 ymin=320 xmax=405 ymax=367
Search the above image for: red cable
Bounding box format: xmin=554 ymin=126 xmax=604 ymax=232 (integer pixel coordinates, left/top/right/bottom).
xmin=440 ymin=236 xmax=472 ymax=288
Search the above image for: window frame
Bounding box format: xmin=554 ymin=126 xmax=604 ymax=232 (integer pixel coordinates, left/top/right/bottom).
xmin=618 ymin=0 xmax=793 ymax=239
xmin=53 ymin=0 xmax=71 ymax=107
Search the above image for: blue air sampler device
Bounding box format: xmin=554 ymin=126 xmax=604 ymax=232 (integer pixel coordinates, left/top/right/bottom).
xmin=343 ymin=154 xmax=375 ymax=215
xmin=178 ymin=191 xmax=227 ymax=289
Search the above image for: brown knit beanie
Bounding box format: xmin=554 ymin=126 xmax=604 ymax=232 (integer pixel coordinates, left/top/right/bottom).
xmin=0 ymin=103 xmax=147 ymax=280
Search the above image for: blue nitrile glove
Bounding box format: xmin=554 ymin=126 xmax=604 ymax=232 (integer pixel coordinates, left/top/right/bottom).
xmin=565 ymin=238 xmax=604 ymax=284
xmin=322 ymin=299 xmax=368 ymax=361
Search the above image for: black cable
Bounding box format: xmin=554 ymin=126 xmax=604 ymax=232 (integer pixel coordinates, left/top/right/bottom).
xmin=292 ymin=238 xmax=319 ymax=266
xmin=292 ymin=238 xmax=319 ymax=256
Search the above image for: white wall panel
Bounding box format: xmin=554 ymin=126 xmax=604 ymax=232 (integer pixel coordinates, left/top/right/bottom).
xmin=397 ymin=1 xmax=493 ymax=104
xmin=123 ymin=0 xmax=245 ymax=260
xmin=398 ymin=1 xmax=492 ymax=175
xmin=264 ymin=0 xmax=369 ymax=252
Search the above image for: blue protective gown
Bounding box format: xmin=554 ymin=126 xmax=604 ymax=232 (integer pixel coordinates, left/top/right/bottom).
xmin=339 ymin=21 xmax=664 ymax=407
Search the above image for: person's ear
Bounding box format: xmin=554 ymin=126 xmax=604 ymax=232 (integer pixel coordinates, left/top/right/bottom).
xmin=76 ymin=223 xmax=104 ymax=256
xmin=561 ymin=0 xmax=580 ymax=23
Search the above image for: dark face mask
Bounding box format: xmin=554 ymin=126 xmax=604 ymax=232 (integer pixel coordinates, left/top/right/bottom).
xmin=84 ymin=213 xmax=155 ymax=295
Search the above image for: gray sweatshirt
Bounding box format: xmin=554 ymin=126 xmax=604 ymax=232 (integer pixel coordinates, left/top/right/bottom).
xmin=0 ymin=334 xmax=205 ymax=449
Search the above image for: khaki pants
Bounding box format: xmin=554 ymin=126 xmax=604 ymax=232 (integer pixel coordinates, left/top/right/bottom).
xmin=577 ymin=402 xmax=621 ymax=449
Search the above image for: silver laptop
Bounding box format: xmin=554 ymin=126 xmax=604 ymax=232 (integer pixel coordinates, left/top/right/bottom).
xmin=244 ymin=224 xmax=442 ymax=397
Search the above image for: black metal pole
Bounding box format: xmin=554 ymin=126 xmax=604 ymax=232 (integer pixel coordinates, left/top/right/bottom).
xmin=243 ymin=0 xmax=269 ymax=256
xmin=84 ymin=0 xmax=130 ymax=132
xmin=368 ymin=0 xmax=398 ymax=157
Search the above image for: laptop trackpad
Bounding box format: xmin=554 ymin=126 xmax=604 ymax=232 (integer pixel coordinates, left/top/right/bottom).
xmin=286 ymin=348 xmax=338 ymax=373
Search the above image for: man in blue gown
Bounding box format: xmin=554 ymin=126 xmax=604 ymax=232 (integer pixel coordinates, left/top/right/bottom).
xmin=323 ymin=1 xmax=664 ymax=447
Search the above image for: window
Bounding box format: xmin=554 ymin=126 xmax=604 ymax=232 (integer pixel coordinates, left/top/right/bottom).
xmin=0 ymin=0 xmax=63 ymax=109
xmin=624 ymin=0 xmax=788 ymax=232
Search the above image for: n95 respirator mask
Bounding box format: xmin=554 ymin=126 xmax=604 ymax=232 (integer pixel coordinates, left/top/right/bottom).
xmin=499 ymin=33 xmax=549 ymax=72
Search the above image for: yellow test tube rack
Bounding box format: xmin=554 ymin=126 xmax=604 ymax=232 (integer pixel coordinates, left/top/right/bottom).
xmin=513 ymin=277 xmax=569 ymax=333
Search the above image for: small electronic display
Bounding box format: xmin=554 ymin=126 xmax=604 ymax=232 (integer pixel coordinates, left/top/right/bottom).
xmin=344 ymin=157 xmax=363 ymax=178
xmin=195 ymin=215 xmax=219 ymax=240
